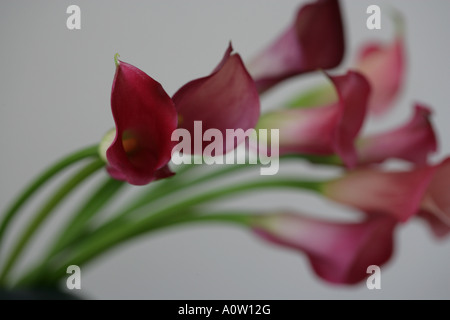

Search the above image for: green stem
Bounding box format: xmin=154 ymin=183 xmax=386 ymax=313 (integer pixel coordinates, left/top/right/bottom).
xmin=113 ymin=163 xmax=195 ymax=217
xmin=0 ymin=145 xmax=99 ymax=254
xmin=49 ymin=178 xmax=125 ymax=256
xmin=115 ymin=154 xmax=336 ymax=224
xmin=116 ymin=163 xmax=252 ymax=219
xmin=0 ymin=158 xmax=104 ymax=285
xmin=174 ymin=212 xmax=253 ymax=226
xmin=282 ymin=153 xmax=343 ymax=166
xmin=130 ymin=211 xmax=253 ymax=232
xmin=18 ymin=163 xmax=253 ymax=287
xmin=43 ymin=177 xmax=322 ymax=285
xmin=284 ymin=83 xmax=335 ymax=109
xmin=15 ymin=210 xmax=253 ymax=288
xmin=14 ymin=177 xmax=124 ymax=288
xmin=64 ymin=163 xmax=261 ymax=254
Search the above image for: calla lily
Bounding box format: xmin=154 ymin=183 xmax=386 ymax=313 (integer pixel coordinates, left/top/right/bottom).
xmin=285 ymin=12 xmax=404 ymax=115
xmin=420 ymin=158 xmax=450 ymax=237
xmin=256 ymin=71 xmax=370 ymax=168
xmin=104 ymin=44 xmax=260 ymax=185
xmin=355 ymin=17 xmax=405 ymax=115
xmin=323 ymin=157 xmax=450 ymax=229
xmin=105 ymin=56 xmax=178 ymax=186
xmin=173 ymin=44 xmax=260 ymax=154
xmin=418 ymin=211 xmax=450 ymax=239
xmin=248 ymin=0 xmax=344 ymax=93
xmin=323 ymin=165 xmax=436 ymax=222
xmin=357 ymin=104 xmax=437 ymax=166
xmin=252 ymin=212 xmax=396 ymax=285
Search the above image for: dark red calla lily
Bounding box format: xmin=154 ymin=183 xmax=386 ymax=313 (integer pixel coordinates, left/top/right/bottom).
xmin=248 ymin=0 xmax=344 ymax=93
xmin=106 ymin=57 xmax=178 ymax=186
xmin=173 ymin=44 xmax=260 ymax=154
xmin=105 ymin=44 xmax=260 ymax=185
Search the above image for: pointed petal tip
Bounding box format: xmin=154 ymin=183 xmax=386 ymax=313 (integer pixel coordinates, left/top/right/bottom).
xmin=173 ymin=44 xmax=260 ymax=155
xmin=114 ymin=53 xmax=121 ymax=67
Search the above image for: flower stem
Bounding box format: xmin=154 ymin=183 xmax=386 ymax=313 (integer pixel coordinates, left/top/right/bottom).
xmin=0 ymin=158 xmax=105 ymax=285
xmin=42 ymin=177 xmax=322 ymax=285
xmin=15 ymin=210 xmax=254 ymax=288
xmin=48 ymin=177 xmax=125 ymax=257
xmin=116 ymin=163 xmax=252 ymax=219
xmin=114 ymin=155 xmax=336 ymax=224
xmin=18 ymin=163 xmax=253 ymax=287
xmin=0 ymin=145 xmax=100 ymax=255
xmin=13 ymin=177 xmax=124 ymax=288
xmin=282 ymin=153 xmax=343 ymax=166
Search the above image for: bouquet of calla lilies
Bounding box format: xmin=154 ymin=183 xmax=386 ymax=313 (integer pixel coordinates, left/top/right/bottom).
xmin=0 ymin=0 xmax=447 ymax=292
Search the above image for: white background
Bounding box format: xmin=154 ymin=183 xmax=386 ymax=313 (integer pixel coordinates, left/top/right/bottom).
xmin=1 ymin=0 xmax=449 ymax=299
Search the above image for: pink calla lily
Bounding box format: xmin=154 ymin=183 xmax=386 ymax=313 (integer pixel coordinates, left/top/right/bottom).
xmin=355 ymin=24 xmax=405 ymax=115
xmin=418 ymin=211 xmax=450 ymax=239
xmin=357 ymin=104 xmax=437 ymax=166
xmin=285 ymin=12 xmax=405 ymax=115
xmin=323 ymin=165 xmax=436 ymax=222
xmin=252 ymin=212 xmax=397 ymax=285
xmin=256 ymin=71 xmax=370 ymax=168
xmin=248 ymin=0 xmax=344 ymax=93
xmin=420 ymin=158 xmax=450 ymax=237
xmin=324 ymin=157 xmax=450 ymax=230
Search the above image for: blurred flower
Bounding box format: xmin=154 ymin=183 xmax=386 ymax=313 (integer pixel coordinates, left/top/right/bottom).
xmin=255 ymin=71 xmax=370 ymax=168
xmin=248 ymin=0 xmax=344 ymax=93
xmin=173 ymin=44 xmax=260 ymax=154
xmin=418 ymin=211 xmax=450 ymax=239
xmin=357 ymin=104 xmax=437 ymax=166
xmin=420 ymin=158 xmax=450 ymax=238
xmin=284 ymin=11 xmax=405 ymax=115
xmin=323 ymin=166 xmax=435 ymax=222
xmin=354 ymin=15 xmax=405 ymax=115
xmin=251 ymin=212 xmax=397 ymax=284
xmin=323 ymin=158 xmax=450 ymax=227
xmin=105 ymin=56 xmax=178 ymax=186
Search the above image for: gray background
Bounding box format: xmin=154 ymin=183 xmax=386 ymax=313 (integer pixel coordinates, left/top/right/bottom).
xmin=1 ymin=0 xmax=450 ymax=299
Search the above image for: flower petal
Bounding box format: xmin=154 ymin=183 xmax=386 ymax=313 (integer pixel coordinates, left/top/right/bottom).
xmin=256 ymin=71 xmax=370 ymax=168
xmin=357 ymin=104 xmax=437 ymax=165
xmin=173 ymin=44 xmax=260 ymax=155
xmin=420 ymin=158 xmax=450 ymax=234
xmin=252 ymin=212 xmax=396 ymax=285
xmin=355 ymin=20 xmax=405 ymax=115
xmin=106 ymin=59 xmax=177 ymax=186
xmin=323 ymin=166 xmax=436 ymax=222
xmin=248 ymin=0 xmax=344 ymax=93
xmin=331 ymin=71 xmax=371 ymax=168
xmin=418 ymin=210 xmax=450 ymax=239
